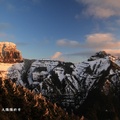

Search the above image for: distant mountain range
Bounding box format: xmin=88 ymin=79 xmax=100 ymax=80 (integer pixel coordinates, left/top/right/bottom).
xmin=7 ymin=50 xmax=120 ymax=119
xmin=1 ymin=42 xmax=120 ymax=119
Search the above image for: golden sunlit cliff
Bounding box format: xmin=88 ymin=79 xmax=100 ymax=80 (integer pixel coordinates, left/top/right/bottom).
xmin=0 ymin=42 xmax=23 ymax=63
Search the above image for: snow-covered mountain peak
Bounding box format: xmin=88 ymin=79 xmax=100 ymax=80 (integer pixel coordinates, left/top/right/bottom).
xmin=88 ymin=51 xmax=120 ymax=64
xmin=88 ymin=51 xmax=110 ymax=61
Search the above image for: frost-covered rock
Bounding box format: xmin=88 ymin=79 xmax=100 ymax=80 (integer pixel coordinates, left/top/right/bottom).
xmin=7 ymin=62 xmax=25 ymax=86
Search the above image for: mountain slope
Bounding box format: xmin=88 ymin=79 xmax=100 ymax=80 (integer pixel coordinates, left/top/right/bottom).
xmin=0 ymin=78 xmax=80 ymax=120
xmin=7 ymin=51 xmax=120 ymax=119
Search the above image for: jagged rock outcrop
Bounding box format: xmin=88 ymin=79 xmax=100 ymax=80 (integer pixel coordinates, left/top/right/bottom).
xmin=0 ymin=42 xmax=23 ymax=63
xmin=88 ymin=51 xmax=109 ymax=61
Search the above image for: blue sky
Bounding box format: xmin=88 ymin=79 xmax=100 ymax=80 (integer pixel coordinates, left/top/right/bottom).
xmin=1 ymin=0 xmax=120 ymax=63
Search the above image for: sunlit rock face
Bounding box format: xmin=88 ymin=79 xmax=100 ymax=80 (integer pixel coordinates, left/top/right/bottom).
xmin=0 ymin=42 xmax=23 ymax=63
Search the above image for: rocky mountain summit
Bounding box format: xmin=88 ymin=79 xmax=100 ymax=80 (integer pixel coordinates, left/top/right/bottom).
xmin=0 ymin=42 xmax=23 ymax=63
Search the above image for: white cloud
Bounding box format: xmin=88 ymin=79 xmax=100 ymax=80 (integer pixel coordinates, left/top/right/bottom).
xmin=86 ymin=33 xmax=120 ymax=49
xmin=51 ymin=52 xmax=62 ymax=60
xmin=61 ymin=33 xmax=120 ymax=58
xmin=103 ymin=49 xmax=120 ymax=56
xmin=84 ymin=33 xmax=120 ymax=56
xmin=57 ymin=39 xmax=80 ymax=47
xmin=86 ymin=7 xmax=116 ymax=18
xmin=76 ymin=0 xmax=120 ymax=18
xmin=86 ymin=33 xmax=114 ymax=42
xmin=57 ymin=34 xmax=120 ymax=50
xmin=56 ymin=33 xmax=120 ymax=59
